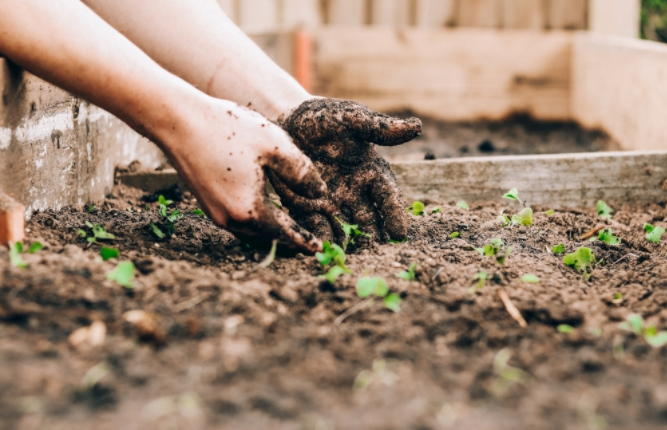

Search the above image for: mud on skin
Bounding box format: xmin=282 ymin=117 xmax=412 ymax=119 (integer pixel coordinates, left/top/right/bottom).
xmin=272 ymin=98 xmax=422 ymax=245
xmin=2 ymin=185 xmax=667 ymax=429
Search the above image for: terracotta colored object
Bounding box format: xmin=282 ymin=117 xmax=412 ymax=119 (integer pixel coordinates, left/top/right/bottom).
xmin=0 ymin=193 xmax=25 ymax=247
xmin=294 ymin=30 xmax=313 ymax=93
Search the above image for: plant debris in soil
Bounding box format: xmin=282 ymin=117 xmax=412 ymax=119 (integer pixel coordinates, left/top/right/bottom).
xmin=378 ymin=113 xmax=620 ymax=162
xmin=1 ymin=184 xmax=667 ymax=430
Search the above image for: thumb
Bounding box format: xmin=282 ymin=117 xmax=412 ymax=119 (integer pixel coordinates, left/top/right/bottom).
xmin=343 ymin=106 xmax=422 ymax=147
xmin=263 ymin=134 xmax=327 ymax=200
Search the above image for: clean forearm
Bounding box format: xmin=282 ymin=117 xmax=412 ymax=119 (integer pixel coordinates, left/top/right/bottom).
xmin=0 ymin=0 xmax=198 ymax=144
xmin=81 ymin=0 xmax=311 ymax=121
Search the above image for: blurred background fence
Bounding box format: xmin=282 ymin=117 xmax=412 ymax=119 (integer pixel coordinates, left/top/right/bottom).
xmin=217 ymin=0 xmax=640 ymax=38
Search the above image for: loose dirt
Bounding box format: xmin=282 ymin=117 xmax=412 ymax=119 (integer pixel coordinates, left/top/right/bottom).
xmin=1 ymin=184 xmax=667 ymax=430
xmin=378 ymin=113 xmax=620 ymax=162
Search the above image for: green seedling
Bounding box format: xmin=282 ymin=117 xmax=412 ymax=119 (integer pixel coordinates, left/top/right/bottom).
xmin=469 ymin=271 xmax=488 ymax=294
xmin=257 ymin=240 xmax=277 ymax=269
xmin=150 ymin=223 xmax=165 ymax=239
xmin=100 ymin=247 xmax=119 ymax=261
xmin=645 ymin=223 xmax=665 ymax=244
xmin=316 ymin=241 xmax=348 ymax=270
xmin=389 ymin=238 xmax=408 ymax=244
xmin=356 ymin=276 xmax=401 ymax=312
xmin=457 ymin=201 xmax=469 ymax=211
xmin=558 ymin=324 xmax=574 ymax=333
xmin=590 ymin=228 xmax=619 ymax=245
xmin=502 ymin=188 xmax=525 ymax=206
xmin=191 ymin=208 xmax=207 ymax=218
xmin=152 ymin=204 xmax=184 ymax=238
xmin=544 ymin=210 xmax=556 ymax=216
xmin=476 ymin=238 xmax=512 ymax=265
xmin=336 ymin=217 xmax=371 ymax=251
xmin=511 ymin=207 xmax=533 ymax=227
xmin=491 ymin=348 xmax=530 ymax=397
xmin=271 ymin=200 xmax=282 ymax=209
xmin=9 ymin=241 xmax=43 ymax=269
xmin=449 ymin=232 xmax=460 ymax=239
xmin=596 ymin=200 xmax=613 ymax=219
xmin=107 ymin=261 xmax=135 ymax=288
xmin=432 ymin=206 xmax=442 ymax=214
xmin=552 ymin=244 xmax=565 ymax=254
xmin=87 ymin=205 xmax=96 ymax=213
xmin=397 ymin=263 xmax=417 ymax=281
xmin=619 ymin=313 xmax=667 ymax=348
xmin=320 ymin=266 xmax=348 ymax=284
xmin=612 ymin=292 xmax=623 ymax=304
xmin=158 ymin=195 xmax=173 ymax=206
xmin=563 ymin=247 xmax=596 ymax=279
xmin=79 ymin=221 xmax=115 ymax=243
xmin=521 ymin=274 xmax=539 ymax=284
xmin=497 ymin=212 xmax=511 ymax=227
xmin=406 ymin=201 xmax=425 ymax=216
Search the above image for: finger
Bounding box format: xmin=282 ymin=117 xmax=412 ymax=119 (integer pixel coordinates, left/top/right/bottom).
xmin=263 ymin=137 xmax=327 ymax=200
xmin=226 ymin=198 xmax=322 ymax=255
xmin=344 ymin=106 xmax=422 ymax=147
xmin=296 ymin=213 xmax=335 ymax=243
xmin=369 ymin=160 xmax=408 ymax=240
xmin=350 ymin=197 xmax=381 ymax=242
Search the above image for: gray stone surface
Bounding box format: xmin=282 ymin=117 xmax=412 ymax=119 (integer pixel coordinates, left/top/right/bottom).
xmin=0 ymin=59 xmax=166 ymax=216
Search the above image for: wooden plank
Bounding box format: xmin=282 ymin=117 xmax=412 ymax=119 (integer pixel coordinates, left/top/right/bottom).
xmin=415 ymin=0 xmax=457 ymax=28
xmin=502 ymin=0 xmax=546 ymax=29
xmin=280 ymin=0 xmax=322 ymax=29
xmin=328 ymin=0 xmax=366 ymax=26
xmin=370 ymin=0 xmax=400 ymax=26
xmin=588 ymin=0 xmax=640 ymax=38
xmin=546 ymin=0 xmax=587 ymax=30
xmin=118 ymin=151 xmax=667 ymax=208
xmin=313 ymin=28 xmax=573 ymax=121
xmin=393 ymin=151 xmax=667 ymax=207
xmin=571 ymin=33 xmax=667 ymax=152
xmin=238 ymin=0 xmax=279 ymax=33
xmin=458 ymin=0 xmax=502 ymax=28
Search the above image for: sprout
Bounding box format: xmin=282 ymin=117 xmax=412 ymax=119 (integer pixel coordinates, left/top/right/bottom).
xmin=511 ymin=208 xmax=533 ymax=227
xmin=557 ymin=324 xmax=574 ymax=333
xmin=336 ymin=217 xmax=371 ymax=251
xmin=645 ymin=223 xmax=665 ymax=244
xmin=449 ymin=232 xmax=460 ymax=239
xmin=456 ymin=201 xmax=469 ymax=211
xmin=107 ymin=261 xmax=136 ymax=289
xmin=552 ymin=244 xmax=565 ymax=254
xmin=619 ymin=313 xmax=667 ymax=348
xmin=591 ymin=228 xmax=619 ymax=245
xmin=158 ymin=195 xmax=173 ymax=206
xmin=407 ymin=201 xmax=425 ymax=216
xmin=469 ymin=271 xmax=488 ymax=294
xmin=100 ymin=247 xmax=119 ymax=261
xmin=356 ymin=277 xmax=401 ymax=312
xmin=563 ymin=247 xmax=596 ymax=274
xmin=502 ymin=188 xmax=521 ymax=204
xmin=257 ymin=240 xmax=278 ymax=269
xmin=520 ymin=274 xmax=539 ymax=284
xmin=432 ymin=206 xmax=442 ymax=214
xmin=596 ymin=200 xmax=613 ymax=219
xmin=397 ymin=263 xmax=417 ymax=281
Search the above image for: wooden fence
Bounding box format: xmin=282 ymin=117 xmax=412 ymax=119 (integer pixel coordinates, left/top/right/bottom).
xmin=217 ymin=0 xmax=637 ymax=35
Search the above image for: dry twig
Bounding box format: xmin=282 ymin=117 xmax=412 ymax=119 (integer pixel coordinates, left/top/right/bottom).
xmin=498 ymin=290 xmax=527 ymax=328
xmin=579 ymin=225 xmax=605 ymax=241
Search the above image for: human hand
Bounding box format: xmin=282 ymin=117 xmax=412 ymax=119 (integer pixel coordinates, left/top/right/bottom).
xmin=162 ymin=99 xmax=327 ymax=254
xmin=270 ymin=98 xmax=421 ymax=244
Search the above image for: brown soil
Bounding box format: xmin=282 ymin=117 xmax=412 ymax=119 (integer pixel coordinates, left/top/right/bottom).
xmin=2 ymin=185 xmax=667 ymax=430
xmin=378 ymin=113 xmax=620 ymax=162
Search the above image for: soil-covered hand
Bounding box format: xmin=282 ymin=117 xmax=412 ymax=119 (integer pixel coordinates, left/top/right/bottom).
xmin=271 ymin=98 xmax=421 ymax=244
xmin=163 ymin=100 xmax=327 ymax=254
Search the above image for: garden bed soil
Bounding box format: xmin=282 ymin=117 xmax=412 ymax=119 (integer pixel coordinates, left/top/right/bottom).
xmin=377 ymin=113 xmax=620 ymax=162
xmin=1 ymin=184 xmax=667 ymax=430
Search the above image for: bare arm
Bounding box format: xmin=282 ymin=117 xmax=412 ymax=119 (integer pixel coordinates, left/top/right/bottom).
xmin=81 ymin=0 xmax=311 ymax=121
xmin=0 ymin=0 xmax=325 ymax=253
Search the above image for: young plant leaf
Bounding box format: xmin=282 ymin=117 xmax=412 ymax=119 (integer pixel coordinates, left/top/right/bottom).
xmin=77 ymin=230 xmax=87 ymax=238
xmin=158 ymin=195 xmax=173 ymax=206
xmin=563 ymin=247 xmax=596 ymax=273
xmin=107 ymin=261 xmax=135 ymax=288
xmin=407 ymin=201 xmax=425 ymax=216
xmin=191 ymin=208 xmax=208 ymax=218
xmin=619 ymin=313 xmax=643 ymax=334
xmin=449 ymin=232 xmax=460 ymax=239
xmin=258 ymin=240 xmax=278 ymax=269
xmin=597 ymin=228 xmax=619 ymax=245
xmin=383 ymin=293 xmax=401 ymax=312
xmin=557 ymin=324 xmax=574 ymax=333
xmin=9 ymin=242 xmax=27 ymax=269
xmin=389 ymin=238 xmax=408 ymax=244
xmin=92 ymin=225 xmax=115 ymax=241
xmin=552 ymin=244 xmax=565 ymax=254
xmin=645 ymin=331 xmax=667 ymax=348
xmin=597 ymin=200 xmax=613 ymax=219
xmin=520 ymin=274 xmax=539 ymax=283
xmin=511 ymin=208 xmax=533 ymax=227
xmin=397 ymin=263 xmax=417 ymax=281
xmin=432 ymin=206 xmax=442 ymax=214
xmin=316 ymin=241 xmax=348 ymax=270
xmin=356 ymin=277 xmax=389 ymax=299
xmin=544 ymin=210 xmax=556 ymax=216
xmin=645 ymin=223 xmax=655 ymax=233
xmin=336 ymin=217 xmax=371 ymax=251
xmin=150 ymin=222 xmax=166 ymax=239
xmin=27 ymin=242 xmax=43 ymax=254
xmin=87 ymin=205 xmax=96 ymax=213
xmin=502 ymin=188 xmax=521 ymax=204
xmin=646 ymin=225 xmax=665 ymax=244
xmin=469 ymin=271 xmax=487 ymax=293
xmin=497 ymin=214 xmax=511 ymax=227
xmin=100 ymin=247 xmax=119 ymax=261
xmin=319 ymin=266 xmax=348 ymax=284
xmin=456 ymin=201 xmax=469 ymax=211
xmin=612 ymin=292 xmax=623 ymax=304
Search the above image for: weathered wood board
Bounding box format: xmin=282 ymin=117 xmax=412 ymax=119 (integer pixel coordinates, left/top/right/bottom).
xmin=118 ymin=152 xmax=667 ymax=208
xmin=502 ymin=0 xmax=546 ymax=29
xmin=588 ymin=0 xmax=640 ymax=38
xmin=458 ymin=0 xmax=502 ymax=28
xmin=327 ymin=0 xmax=366 ymax=26
xmin=313 ymin=28 xmax=573 ymax=121
xmin=546 ymin=0 xmax=587 ymax=30
xmin=414 ymin=0 xmax=457 ymax=28
xmin=571 ymin=33 xmax=667 ymax=152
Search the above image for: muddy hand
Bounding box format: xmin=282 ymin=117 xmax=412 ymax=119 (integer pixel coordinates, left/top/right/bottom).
xmin=270 ymin=98 xmax=421 ymax=244
xmin=163 ymin=100 xmax=327 ymax=254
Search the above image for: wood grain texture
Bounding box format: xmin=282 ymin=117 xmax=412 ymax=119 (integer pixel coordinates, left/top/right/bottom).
xmin=328 ymin=0 xmax=366 ymax=26
xmin=502 ymin=0 xmax=546 ymax=29
xmin=458 ymin=0 xmax=502 ymax=28
xmin=118 ymin=151 xmax=667 ymax=209
xmin=572 ymin=33 xmax=667 ymax=152
xmin=370 ymin=0 xmax=413 ymax=27
xmin=588 ymin=0 xmax=640 ymax=38
xmin=280 ymin=0 xmax=322 ymax=28
xmin=313 ymin=28 xmax=572 ymax=121
xmin=546 ymin=0 xmax=587 ymax=29
xmin=414 ymin=0 xmax=457 ymax=28
xmin=392 ymin=151 xmax=667 ymax=207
